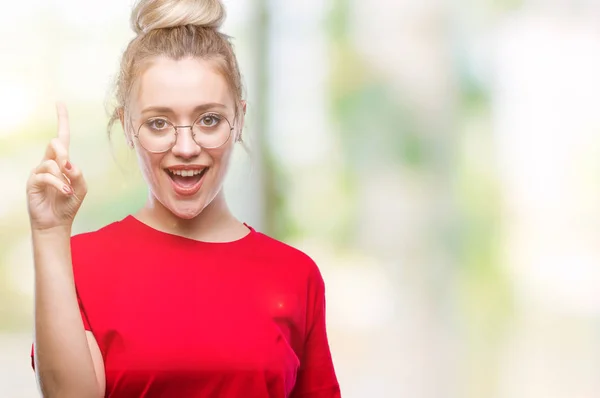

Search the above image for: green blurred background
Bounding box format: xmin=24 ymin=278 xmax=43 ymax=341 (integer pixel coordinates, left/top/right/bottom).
xmin=3 ymin=0 xmax=600 ymax=396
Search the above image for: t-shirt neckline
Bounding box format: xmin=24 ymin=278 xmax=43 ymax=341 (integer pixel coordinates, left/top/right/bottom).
xmin=123 ymin=215 xmax=256 ymax=246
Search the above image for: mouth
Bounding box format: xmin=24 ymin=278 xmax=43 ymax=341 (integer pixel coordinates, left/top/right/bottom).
xmin=165 ymin=167 xmax=209 ymax=196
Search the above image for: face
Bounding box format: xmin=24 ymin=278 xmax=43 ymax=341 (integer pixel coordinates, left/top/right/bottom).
xmin=125 ymin=56 xmax=242 ymax=220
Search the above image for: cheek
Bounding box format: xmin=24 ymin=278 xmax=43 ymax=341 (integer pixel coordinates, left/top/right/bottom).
xmin=211 ymin=144 xmax=235 ymax=169
xmin=205 ymin=150 xmax=234 ymax=185
xmin=136 ymin=150 xmax=164 ymax=183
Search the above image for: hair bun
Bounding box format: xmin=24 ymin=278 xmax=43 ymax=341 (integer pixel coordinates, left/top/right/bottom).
xmin=131 ymin=0 xmax=226 ymax=35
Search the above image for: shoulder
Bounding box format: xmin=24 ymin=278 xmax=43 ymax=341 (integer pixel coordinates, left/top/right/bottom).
xmin=70 ymin=216 xmax=134 ymax=264
xmin=251 ymin=230 xmax=325 ymax=284
xmin=71 ymin=217 xmax=128 ymax=247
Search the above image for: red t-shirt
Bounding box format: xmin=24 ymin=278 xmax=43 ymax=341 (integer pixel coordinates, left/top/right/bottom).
xmin=31 ymin=215 xmax=340 ymax=397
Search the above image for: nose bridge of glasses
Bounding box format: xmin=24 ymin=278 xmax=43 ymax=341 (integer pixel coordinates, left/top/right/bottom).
xmin=173 ymin=124 xmax=194 ymax=132
xmin=172 ymin=124 xmax=199 ymax=148
xmin=173 ymin=124 xmax=199 ymax=144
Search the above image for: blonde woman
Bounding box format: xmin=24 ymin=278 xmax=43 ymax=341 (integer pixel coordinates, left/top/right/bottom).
xmin=27 ymin=0 xmax=340 ymax=396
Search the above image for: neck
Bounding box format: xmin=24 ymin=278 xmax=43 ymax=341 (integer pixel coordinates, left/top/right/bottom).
xmin=135 ymin=190 xmax=246 ymax=242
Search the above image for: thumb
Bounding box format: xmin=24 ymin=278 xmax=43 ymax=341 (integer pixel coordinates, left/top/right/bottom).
xmin=63 ymin=160 xmax=87 ymax=199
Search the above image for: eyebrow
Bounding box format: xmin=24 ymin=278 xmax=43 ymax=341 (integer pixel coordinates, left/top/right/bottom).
xmin=140 ymin=103 xmax=229 ymax=116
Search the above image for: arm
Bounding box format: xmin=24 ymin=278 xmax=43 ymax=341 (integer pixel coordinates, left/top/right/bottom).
xmin=27 ymin=103 xmax=105 ymax=397
xmin=32 ymin=227 xmax=105 ymax=398
xmin=291 ymin=267 xmax=341 ymax=398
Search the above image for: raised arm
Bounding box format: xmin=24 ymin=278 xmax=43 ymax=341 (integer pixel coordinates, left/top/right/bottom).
xmin=27 ymin=103 xmax=105 ymax=397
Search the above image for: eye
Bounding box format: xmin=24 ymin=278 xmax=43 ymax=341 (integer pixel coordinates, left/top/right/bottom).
xmin=147 ymin=118 xmax=170 ymax=130
xmin=197 ymin=113 xmax=221 ymax=128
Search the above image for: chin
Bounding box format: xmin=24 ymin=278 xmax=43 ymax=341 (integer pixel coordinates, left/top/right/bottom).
xmin=148 ymin=168 xmax=223 ymax=220
xmin=167 ymin=201 xmax=207 ymax=220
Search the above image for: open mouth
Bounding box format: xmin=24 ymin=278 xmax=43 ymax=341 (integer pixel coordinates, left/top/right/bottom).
xmin=165 ymin=167 xmax=209 ymax=196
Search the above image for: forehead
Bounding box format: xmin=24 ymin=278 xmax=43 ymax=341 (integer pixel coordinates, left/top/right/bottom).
xmin=133 ymin=56 xmax=233 ymax=115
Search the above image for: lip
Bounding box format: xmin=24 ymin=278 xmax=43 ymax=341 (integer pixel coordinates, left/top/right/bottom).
xmin=165 ymin=168 xmax=208 ymax=196
xmin=165 ymin=164 xmax=208 ymax=171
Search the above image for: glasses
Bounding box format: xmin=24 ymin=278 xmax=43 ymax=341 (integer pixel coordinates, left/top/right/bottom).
xmin=133 ymin=112 xmax=234 ymax=153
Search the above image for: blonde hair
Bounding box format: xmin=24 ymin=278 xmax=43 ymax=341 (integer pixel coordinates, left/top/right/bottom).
xmin=107 ymin=0 xmax=243 ymax=138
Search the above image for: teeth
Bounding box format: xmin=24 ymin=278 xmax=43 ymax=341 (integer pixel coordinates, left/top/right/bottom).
xmin=169 ymin=169 xmax=204 ymax=177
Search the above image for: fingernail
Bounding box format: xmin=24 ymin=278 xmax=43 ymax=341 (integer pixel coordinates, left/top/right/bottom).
xmin=65 ymin=161 xmax=72 ymax=170
xmin=62 ymin=185 xmax=72 ymax=194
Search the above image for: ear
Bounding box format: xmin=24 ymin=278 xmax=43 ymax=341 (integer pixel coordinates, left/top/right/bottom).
xmin=118 ymin=108 xmax=134 ymax=148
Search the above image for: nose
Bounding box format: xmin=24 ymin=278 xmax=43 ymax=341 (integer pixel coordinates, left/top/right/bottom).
xmin=171 ymin=126 xmax=201 ymax=159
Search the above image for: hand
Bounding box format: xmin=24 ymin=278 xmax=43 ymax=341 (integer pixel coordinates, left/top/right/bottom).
xmin=26 ymin=103 xmax=87 ymax=231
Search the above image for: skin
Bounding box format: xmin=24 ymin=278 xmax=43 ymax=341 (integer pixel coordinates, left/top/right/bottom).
xmin=126 ymin=56 xmax=248 ymax=242
xmin=28 ymin=56 xmax=247 ymax=397
xmin=28 ymin=104 xmax=105 ymax=397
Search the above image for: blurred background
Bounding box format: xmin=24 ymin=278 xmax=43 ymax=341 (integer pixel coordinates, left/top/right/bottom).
xmin=2 ymin=0 xmax=600 ymax=396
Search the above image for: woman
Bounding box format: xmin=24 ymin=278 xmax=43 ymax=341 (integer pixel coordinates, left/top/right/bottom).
xmin=27 ymin=0 xmax=340 ymax=396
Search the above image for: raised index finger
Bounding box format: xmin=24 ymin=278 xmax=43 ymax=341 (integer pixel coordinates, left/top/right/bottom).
xmin=56 ymin=101 xmax=70 ymax=152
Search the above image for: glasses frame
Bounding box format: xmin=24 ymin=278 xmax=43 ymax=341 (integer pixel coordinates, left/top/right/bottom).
xmin=133 ymin=112 xmax=235 ymax=154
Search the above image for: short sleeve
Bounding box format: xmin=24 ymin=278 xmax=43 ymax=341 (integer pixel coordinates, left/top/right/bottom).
xmin=291 ymin=266 xmax=341 ymax=398
xmin=30 ymin=290 xmax=92 ymax=370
